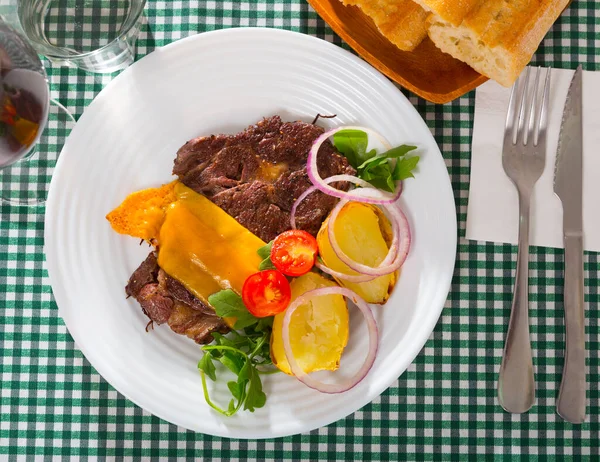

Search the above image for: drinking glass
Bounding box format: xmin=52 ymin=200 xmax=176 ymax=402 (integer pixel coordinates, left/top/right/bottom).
xmin=17 ymin=0 xmax=146 ymax=73
xmin=0 ymin=17 xmax=74 ymax=205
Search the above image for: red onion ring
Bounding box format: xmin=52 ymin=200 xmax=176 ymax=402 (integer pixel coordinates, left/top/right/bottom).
xmin=290 ymin=176 xmax=402 ymax=231
xmin=327 ymin=197 xmax=411 ymax=276
xmin=290 ymin=181 xmax=410 ymax=279
xmin=290 ymin=185 xmax=318 ymax=231
xmin=308 ymin=127 xmax=404 ymax=205
xmin=314 ymin=261 xmax=378 ymax=283
xmin=290 ymin=187 xmax=379 ymax=282
xmin=282 ymin=287 xmax=378 ymax=394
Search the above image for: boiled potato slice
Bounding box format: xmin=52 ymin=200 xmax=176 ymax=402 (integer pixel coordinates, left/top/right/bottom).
xmin=271 ymin=272 xmax=349 ymax=375
xmin=317 ymin=202 xmax=397 ymax=304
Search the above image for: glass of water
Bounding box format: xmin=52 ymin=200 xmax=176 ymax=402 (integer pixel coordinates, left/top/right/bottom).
xmin=17 ymin=0 xmax=146 ymax=73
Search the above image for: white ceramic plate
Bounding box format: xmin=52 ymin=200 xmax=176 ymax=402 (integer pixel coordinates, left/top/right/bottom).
xmin=45 ymin=28 xmax=456 ymax=439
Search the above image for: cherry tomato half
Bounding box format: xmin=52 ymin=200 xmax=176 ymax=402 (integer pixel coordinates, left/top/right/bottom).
xmin=270 ymin=230 xmax=318 ymax=277
xmin=242 ymin=270 xmax=292 ymax=317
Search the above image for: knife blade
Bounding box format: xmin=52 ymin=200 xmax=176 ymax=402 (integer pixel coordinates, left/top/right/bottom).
xmin=554 ymin=65 xmax=586 ymax=424
xmin=554 ymin=66 xmax=583 ymax=228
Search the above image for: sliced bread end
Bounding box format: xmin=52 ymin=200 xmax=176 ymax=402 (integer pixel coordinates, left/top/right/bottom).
xmin=428 ymin=18 xmax=518 ymax=87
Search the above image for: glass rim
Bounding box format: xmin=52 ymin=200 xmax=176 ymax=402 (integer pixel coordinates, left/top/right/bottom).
xmin=20 ymin=0 xmax=147 ymax=61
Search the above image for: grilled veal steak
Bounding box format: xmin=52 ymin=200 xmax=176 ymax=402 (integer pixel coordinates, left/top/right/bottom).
xmin=126 ymin=253 xmax=229 ymax=344
xmin=173 ymin=115 xmax=354 ymax=241
xmin=128 ymin=117 xmax=353 ymax=344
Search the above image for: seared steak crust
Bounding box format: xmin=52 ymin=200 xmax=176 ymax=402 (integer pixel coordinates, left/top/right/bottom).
xmin=126 ymin=253 xmax=229 ymax=344
xmin=168 ymin=304 xmax=229 ymax=345
xmin=136 ymin=283 xmax=173 ymax=324
xmin=173 ymin=116 xmax=354 ymax=241
xmin=125 ymin=251 xmax=159 ymax=299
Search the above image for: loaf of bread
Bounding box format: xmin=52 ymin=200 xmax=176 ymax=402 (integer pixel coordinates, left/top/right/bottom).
xmin=340 ymin=0 xmax=429 ymax=51
xmin=428 ymin=0 xmax=571 ymax=86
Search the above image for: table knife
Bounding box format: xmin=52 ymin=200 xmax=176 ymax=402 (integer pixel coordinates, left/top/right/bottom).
xmin=554 ymin=65 xmax=586 ymax=424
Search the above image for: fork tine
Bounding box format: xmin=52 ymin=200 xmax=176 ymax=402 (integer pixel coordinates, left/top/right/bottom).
xmin=506 ymin=70 xmax=527 ymax=145
xmin=526 ymin=67 xmax=541 ymax=145
xmin=535 ymin=67 xmax=551 ymax=147
xmin=505 ymin=78 xmax=520 ymax=134
xmin=517 ymin=67 xmax=531 ymax=145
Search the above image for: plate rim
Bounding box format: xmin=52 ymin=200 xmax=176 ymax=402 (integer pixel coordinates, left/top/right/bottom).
xmin=44 ymin=27 xmax=457 ymax=439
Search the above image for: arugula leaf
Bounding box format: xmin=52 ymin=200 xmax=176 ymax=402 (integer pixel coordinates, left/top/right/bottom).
xmin=237 ymin=359 xmax=251 ymax=381
xmin=367 ymin=174 xmax=395 ymax=192
xmin=392 ymin=155 xmax=420 ymax=181
xmin=357 ymin=145 xmax=419 ymax=191
xmin=208 ymin=289 xmax=258 ymax=330
xmin=258 ymin=259 xmax=276 ymax=271
xmin=255 ymin=316 xmax=274 ymax=331
xmin=208 ymin=290 xmax=247 ymax=318
xmin=210 ymin=332 xmax=231 ymax=346
xmin=212 ymin=332 xmax=249 ymax=352
xmin=232 ymin=317 xmax=259 ymax=330
xmin=380 ymin=144 xmax=417 ymax=158
xmin=227 ymin=399 xmax=236 ymax=414
xmin=244 ymin=367 xmax=267 ymax=412
xmin=332 ymin=128 xmax=420 ymax=191
xmin=257 ymin=241 xmax=273 ymax=260
xmin=257 ymin=241 xmax=276 ymax=270
xmin=198 ymin=353 xmax=217 ymax=382
xmin=332 ymin=129 xmax=374 ymax=168
xmin=227 ymin=380 xmax=244 ymax=401
xmin=357 ymin=155 xmax=389 ymax=172
xmin=358 ymin=162 xmax=394 ymax=192
xmin=219 ymin=351 xmax=245 ymax=375
xmin=197 ymin=302 xmax=277 ymax=417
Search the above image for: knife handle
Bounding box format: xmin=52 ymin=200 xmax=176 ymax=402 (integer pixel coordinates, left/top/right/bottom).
xmin=557 ymin=234 xmax=586 ymax=424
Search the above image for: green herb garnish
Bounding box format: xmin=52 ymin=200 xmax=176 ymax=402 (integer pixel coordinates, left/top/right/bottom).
xmin=392 ymin=155 xmax=420 ymax=181
xmin=208 ymin=289 xmax=257 ymax=330
xmin=332 ymin=129 xmax=374 ymax=167
xmin=199 ymin=290 xmax=276 ymax=416
xmin=332 ymin=129 xmax=419 ymax=192
xmin=256 ymin=240 xmax=276 ymax=270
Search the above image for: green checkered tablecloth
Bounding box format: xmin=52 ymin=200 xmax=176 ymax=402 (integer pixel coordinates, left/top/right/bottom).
xmin=1 ymin=0 xmax=599 ymax=459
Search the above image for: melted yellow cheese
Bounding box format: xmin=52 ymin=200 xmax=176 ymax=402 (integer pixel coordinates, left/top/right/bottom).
xmin=106 ymin=181 xmax=177 ymax=242
xmin=107 ymin=182 xmax=267 ymax=327
xmin=158 ymin=184 xmax=266 ymax=302
xmin=257 ymin=161 xmax=288 ymax=183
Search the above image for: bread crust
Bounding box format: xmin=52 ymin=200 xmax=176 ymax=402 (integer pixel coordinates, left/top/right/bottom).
xmin=411 ymin=0 xmax=482 ymax=26
xmin=340 ymin=0 xmax=429 ymax=51
xmin=428 ymin=0 xmax=571 ymax=86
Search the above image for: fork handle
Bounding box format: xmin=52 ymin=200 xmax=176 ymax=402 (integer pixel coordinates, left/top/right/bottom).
xmin=557 ymin=234 xmax=586 ymax=423
xmin=498 ymin=191 xmax=535 ymax=413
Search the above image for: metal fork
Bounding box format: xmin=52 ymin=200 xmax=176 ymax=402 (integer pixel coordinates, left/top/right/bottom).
xmin=498 ymin=67 xmax=551 ymax=414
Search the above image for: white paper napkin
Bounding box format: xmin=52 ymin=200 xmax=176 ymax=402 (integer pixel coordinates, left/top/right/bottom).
xmin=466 ymin=68 xmax=600 ymax=251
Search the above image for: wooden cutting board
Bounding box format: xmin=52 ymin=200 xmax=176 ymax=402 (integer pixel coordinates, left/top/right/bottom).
xmin=308 ymin=0 xmax=488 ymax=103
